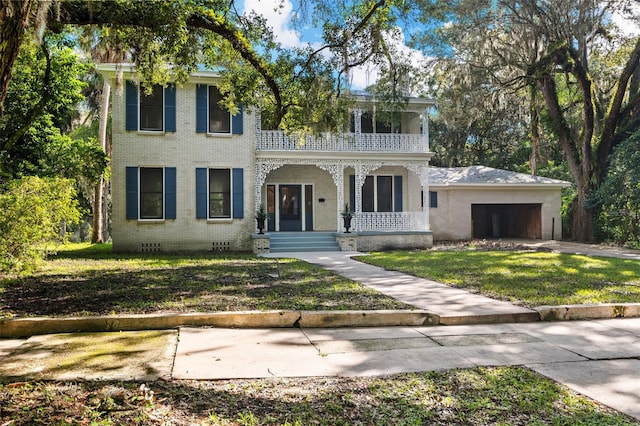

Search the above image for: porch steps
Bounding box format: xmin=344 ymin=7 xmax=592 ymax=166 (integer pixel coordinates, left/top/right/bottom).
xmin=269 ymin=232 xmax=341 ymax=253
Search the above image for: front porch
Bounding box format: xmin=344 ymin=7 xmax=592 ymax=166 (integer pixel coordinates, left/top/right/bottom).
xmin=252 ymin=161 xmax=434 ymax=254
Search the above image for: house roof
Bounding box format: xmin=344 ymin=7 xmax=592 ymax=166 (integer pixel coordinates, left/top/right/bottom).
xmin=429 ymin=166 xmax=571 ymax=187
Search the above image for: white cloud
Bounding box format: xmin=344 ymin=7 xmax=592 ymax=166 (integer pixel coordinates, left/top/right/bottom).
xmin=243 ymin=0 xmax=303 ymax=48
xmin=348 ymin=28 xmax=429 ymax=92
xmin=612 ymin=3 xmax=640 ymax=36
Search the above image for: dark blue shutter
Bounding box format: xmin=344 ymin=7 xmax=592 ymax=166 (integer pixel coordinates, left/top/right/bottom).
xmin=125 ymin=81 xmax=138 ymax=131
xmin=394 ymin=175 xmax=403 ymax=212
xmin=196 ymin=84 xmax=208 ymax=133
xmin=349 ymin=175 xmax=355 ymax=211
xmin=196 ymin=168 xmax=208 ymax=219
xmin=232 ymin=104 xmax=244 ymax=134
xmin=165 ymin=167 xmax=176 ymax=219
xmin=164 ymin=84 xmax=176 ymax=132
xmin=430 ymin=191 xmax=438 ymax=208
xmin=232 ymin=168 xmax=244 ymax=219
xmin=126 ymin=167 xmax=138 ymax=219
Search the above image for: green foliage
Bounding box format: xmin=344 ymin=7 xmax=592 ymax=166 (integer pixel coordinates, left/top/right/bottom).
xmin=0 ymin=33 xmax=91 ymax=178
xmin=0 ymin=176 xmax=82 ymax=272
xmin=593 ymin=130 xmax=640 ymax=246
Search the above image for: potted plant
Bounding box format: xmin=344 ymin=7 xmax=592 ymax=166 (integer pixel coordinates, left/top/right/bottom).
xmin=255 ymin=204 xmax=268 ymax=234
xmin=341 ymin=203 xmax=354 ymax=233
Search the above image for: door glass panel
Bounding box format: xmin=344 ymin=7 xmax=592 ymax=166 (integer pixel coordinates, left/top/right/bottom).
xmin=305 ymin=185 xmax=313 ymax=231
xmin=280 ymin=186 xmax=300 ymax=219
xmin=267 ymin=185 xmax=275 ymax=231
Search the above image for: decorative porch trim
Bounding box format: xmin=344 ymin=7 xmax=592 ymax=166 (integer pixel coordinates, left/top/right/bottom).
xmin=254 ymin=158 xmax=431 ymax=232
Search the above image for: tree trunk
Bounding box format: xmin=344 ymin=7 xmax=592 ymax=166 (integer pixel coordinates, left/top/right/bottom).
xmin=571 ymin=190 xmax=594 ymax=242
xmin=0 ymin=0 xmax=35 ymax=121
xmin=91 ymin=78 xmax=110 ymax=243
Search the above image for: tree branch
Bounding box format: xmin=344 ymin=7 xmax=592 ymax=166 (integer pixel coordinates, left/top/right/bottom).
xmin=53 ymin=1 xmax=286 ymax=124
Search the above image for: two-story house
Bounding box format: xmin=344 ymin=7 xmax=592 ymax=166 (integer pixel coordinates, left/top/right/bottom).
xmin=100 ymin=65 xmax=568 ymax=253
xmin=100 ymin=65 xmax=435 ymax=253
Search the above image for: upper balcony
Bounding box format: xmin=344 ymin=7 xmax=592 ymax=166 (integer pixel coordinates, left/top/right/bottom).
xmin=257 ymin=131 xmax=429 ymax=153
xmin=256 ymin=99 xmax=434 ymax=156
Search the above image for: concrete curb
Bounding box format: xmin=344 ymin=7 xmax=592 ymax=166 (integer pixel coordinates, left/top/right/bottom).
xmin=0 ymin=310 xmax=439 ymax=338
xmin=535 ymin=303 xmax=640 ymax=321
xmin=2 ymin=304 xmax=640 ymax=338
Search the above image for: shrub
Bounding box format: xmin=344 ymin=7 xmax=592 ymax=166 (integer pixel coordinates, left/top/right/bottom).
xmin=0 ymin=176 xmax=82 ymax=272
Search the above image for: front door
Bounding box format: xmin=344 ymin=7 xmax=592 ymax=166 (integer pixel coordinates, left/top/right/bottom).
xmin=279 ymin=185 xmax=302 ymax=231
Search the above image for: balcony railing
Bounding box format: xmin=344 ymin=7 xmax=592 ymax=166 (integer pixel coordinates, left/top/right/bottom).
xmin=354 ymin=212 xmax=427 ymax=232
xmin=258 ymin=131 xmax=428 ymax=153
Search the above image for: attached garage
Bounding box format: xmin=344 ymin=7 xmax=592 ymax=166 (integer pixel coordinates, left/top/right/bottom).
xmin=471 ymin=204 xmax=541 ymax=239
xmin=428 ymin=166 xmax=570 ymax=241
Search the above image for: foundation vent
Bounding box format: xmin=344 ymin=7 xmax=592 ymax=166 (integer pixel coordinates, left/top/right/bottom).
xmin=212 ymin=241 xmax=231 ymax=252
xmin=141 ymin=243 xmax=161 ymax=252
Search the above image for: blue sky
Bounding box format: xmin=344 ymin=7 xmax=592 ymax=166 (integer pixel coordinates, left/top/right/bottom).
xmin=239 ymin=0 xmax=429 ymax=90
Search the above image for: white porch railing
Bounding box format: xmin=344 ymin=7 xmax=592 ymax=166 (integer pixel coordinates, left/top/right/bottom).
xmin=355 ymin=212 xmax=427 ymax=232
xmin=258 ymin=131 xmax=428 ymax=153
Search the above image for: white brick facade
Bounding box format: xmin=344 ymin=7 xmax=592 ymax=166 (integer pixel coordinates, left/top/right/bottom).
xmin=103 ymin=67 xmax=567 ymax=253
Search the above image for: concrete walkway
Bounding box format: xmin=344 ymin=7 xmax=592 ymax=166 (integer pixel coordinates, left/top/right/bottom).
xmin=268 ymin=251 xmax=538 ymax=325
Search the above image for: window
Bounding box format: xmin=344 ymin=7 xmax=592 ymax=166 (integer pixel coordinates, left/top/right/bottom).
xmin=139 ymin=85 xmax=164 ymax=131
xmin=196 ymin=85 xmax=244 ymax=134
xmin=421 ymin=191 xmax=438 ymax=208
xmin=352 ymin=174 xmax=403 ymax=213
xmin=209 ymin=169 xmax=231 ymax=218
xmin=350 ymin=111 xmax=401 ymax=134
xmin=139 ymin=168 xmax=164 ymax=219
xmin=125 ymin=81 xmax=176 ymax=132
xmin=196 ymin=168 xmax=244 ymax=219
xmin=208 ymin=86 xmax=231 ymax=134
xmin=126 ymin=166 xmax=176 ymax=220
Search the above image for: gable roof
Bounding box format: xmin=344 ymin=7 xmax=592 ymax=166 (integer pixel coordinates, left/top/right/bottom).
xmin=429 ymin=166 xmax=571 ymax=188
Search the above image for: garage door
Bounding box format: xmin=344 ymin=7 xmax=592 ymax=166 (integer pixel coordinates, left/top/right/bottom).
xmin=472 ymin=204 xmax=542 ymax=239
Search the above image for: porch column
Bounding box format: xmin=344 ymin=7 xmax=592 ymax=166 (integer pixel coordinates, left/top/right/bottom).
xmin=354 ymin=162 xmax=382 ymax=232
xmin=407 ymin=163 xmax=431 ymax=231
xmin=317 ymin=162 xmax=345 ymax=232
xmin=421 ymin=108 xmax=430 ymax=152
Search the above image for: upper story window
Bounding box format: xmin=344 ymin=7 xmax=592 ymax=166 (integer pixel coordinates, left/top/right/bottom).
xmin=125 ymin=81 xmax=176 ymax=133
xmin=208 ymin=86 xmax=231 ymax=134
xmin=139 ymin=85 xmax=164 ymax=131
xmin=196 ymin=84 xmax=244 ymax=135
xmin=350 ymin=111 xmax=401 ymax=134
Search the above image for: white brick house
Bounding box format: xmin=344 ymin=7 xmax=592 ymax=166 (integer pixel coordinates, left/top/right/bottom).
xmin=100 ymin=66 xmax=435 ymax=253
xmin=100 ymin=66 xmax=568 ymax=253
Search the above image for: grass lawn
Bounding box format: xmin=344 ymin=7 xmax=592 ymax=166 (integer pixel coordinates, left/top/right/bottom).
xmin=1 ymin=367 xmax=636 ymax=425
xmin=0 ymin=243 xmax=410 ymax=318
xmin=358 ymin=248 xmax=640 ymax=307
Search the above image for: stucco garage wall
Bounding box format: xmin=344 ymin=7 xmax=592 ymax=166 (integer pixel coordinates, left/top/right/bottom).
xmin=429 ymin=186 xmax=563 ymax=240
